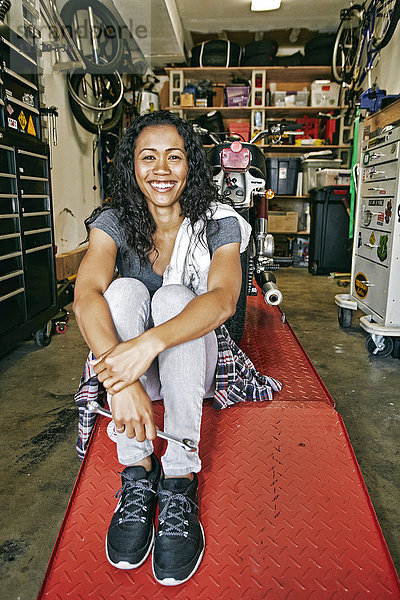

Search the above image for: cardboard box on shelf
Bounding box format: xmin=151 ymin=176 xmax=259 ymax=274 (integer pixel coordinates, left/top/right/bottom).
xmin=180 ymin=93 xmax=194 ymax=107
xmin=212 ymin=84 xmax=225 ymax=107
xmin=268 ymin=211 xmax=298 ymax=233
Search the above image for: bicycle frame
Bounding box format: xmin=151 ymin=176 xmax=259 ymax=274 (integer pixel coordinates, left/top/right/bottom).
xmin=39 ymin=0 xmax=85 ymax=71
xmin=351 ymin=0 xmax=381 ymax=91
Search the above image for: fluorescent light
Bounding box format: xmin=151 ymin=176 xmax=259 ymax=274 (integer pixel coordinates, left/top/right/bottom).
xmin=251 ymin=0 xmax=281 ymax=10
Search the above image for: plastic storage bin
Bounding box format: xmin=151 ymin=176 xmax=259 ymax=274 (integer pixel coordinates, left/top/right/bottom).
xmin=272 ymin=91 xmax=309 ymax=107
xmin=315 ymin=168 xmax=351 ymax=188
xmin=226 ymin=86 xmax=250 ymax=106
xmin=311 ymin=80 xmax=340 ymax=107
xmin=266 ymin=156 xmax=301 ymax=195
xmin=301 ymin=158 xmax=342 ymax=194
xmin=308 ymin=186 xmax=352 ymax=275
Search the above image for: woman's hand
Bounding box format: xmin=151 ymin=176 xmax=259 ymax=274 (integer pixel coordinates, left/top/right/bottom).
xmin=91 ymin=331 xmax=161 ymax=394
xmin=111 ymin=380 xmax=156 ymax=441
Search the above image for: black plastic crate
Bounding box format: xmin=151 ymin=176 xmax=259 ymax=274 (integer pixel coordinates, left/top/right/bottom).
xmin=266 ymin=156 xmax=301 ymax=195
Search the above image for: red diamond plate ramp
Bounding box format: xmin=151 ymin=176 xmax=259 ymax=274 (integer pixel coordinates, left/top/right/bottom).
xmin=240 ymin=294 xmax=334 ymax=406
xmin=37 ymin=301 xmax=400 ymax=600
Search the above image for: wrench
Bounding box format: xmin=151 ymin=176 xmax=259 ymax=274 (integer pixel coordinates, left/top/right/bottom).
xmin=86 ymin=400 xmax=197 ymax=453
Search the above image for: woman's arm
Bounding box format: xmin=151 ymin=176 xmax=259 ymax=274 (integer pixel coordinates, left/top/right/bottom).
xmin=73 ymin=227 xmax=119 ymax=357
xmin=73 ymin=227 xmax=156 ymax=441
xmin=93 ymin=242 xmax=242 ymax=394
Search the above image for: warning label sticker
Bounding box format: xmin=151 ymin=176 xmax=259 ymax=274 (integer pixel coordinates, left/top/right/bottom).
xmin=27 ymin=115 xmax=36 ymax=136
xmin=354 ymin=272 xmax=368 ymax=299
xmin=18 ymin=111 xmax=27 ymax=130
xmin=8 ymin=118 xmax=17 ymax=130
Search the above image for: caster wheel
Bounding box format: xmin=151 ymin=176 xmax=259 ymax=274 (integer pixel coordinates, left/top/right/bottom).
xmin=365 ymin=334 xmax=394 ymax=358
xmin=55 ymin=322 xmax=67 ymax=334
xmin=33 ymin=320 xmax=53 ymax=347
xmin=338 ymin=307 xmax=353 ymax=328
xmin=310 ymin=261 xmax=318 ymax=275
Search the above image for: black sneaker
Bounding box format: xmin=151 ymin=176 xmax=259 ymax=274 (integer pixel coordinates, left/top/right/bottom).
xmin=106 ymin=454 xmax=161 ymax=569
xmin=152 ymin=474 xmax=205 ymax=586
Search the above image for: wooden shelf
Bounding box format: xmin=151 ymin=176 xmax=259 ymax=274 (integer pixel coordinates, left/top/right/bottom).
xmin=167 ymin=106 xmax=342 ymax=117
xmin=274 ymin=195 xmax=309 ymax=200
xmin=270 ymin=230 xmax=310 ymax=235
xmin=165 ymin=66 xmax=334 ymax=84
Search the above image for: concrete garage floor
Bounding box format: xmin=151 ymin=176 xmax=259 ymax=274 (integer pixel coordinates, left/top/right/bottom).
xmin=0 ymin=267 xmax=399 ymax=598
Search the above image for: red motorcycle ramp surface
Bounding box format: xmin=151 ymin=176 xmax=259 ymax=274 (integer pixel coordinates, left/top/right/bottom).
xmin=38 ymin=296 xmax=400 ymax=600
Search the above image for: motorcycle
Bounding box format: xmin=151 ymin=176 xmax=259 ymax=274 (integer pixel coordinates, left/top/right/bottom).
xmin=193 ymin=120 xmax=304 ymax=343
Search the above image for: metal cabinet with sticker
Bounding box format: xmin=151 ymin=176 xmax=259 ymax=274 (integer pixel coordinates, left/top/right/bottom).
xmin=336 ymin=100 xmax=400 ymax=357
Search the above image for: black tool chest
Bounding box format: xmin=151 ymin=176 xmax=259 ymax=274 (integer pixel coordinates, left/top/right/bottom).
xmin=0 ymin=25 xmax=57 ymax=355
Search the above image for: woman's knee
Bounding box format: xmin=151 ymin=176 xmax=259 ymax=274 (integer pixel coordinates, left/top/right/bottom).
xmin=104 ymin=277 xmax=150 ymax=307
xmin=104 ymin=277 xmax=150 ymax=314
xmin=151 ymin=284 xmax=195 ymax=324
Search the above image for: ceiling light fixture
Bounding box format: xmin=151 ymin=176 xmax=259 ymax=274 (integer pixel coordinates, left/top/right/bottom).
xmin=251 ymin=0 xmax=281 ymax=11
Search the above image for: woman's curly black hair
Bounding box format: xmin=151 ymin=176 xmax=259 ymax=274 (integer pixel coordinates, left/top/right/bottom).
xmin=85 ymin=110 xmax=220 ymax=263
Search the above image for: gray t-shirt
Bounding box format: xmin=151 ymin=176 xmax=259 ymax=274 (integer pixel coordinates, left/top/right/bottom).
xmin=91 ymin=208 xmax=241 ymax=293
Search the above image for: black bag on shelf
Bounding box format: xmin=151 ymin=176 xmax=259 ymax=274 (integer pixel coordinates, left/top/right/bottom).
xmin=275 ymin=51 xmax=304 ymax=66
xmin=303 ymin=34 xmax=336 ymax=66
xmin=241 ymin=39 xmax=278 ymax=66
xmin=243 ymin=39 xmax=278 ymax=58
xmin=241 ymin=54 xmax=274 ymax=66
xmin=190 ymin=40 xmax=242 ymax=67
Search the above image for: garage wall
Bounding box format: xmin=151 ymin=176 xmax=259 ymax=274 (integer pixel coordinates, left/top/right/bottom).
xmin=372 ymin=29 xmax=400 ymax=94
xmin=43 ymin=57 xmax=101 ymax=255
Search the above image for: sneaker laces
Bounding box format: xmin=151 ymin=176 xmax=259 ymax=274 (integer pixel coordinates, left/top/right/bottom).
xmin=115 ymin=473 xmax=156 ymax=525
xmin=157 ymin=490 xmax=198 ymax=538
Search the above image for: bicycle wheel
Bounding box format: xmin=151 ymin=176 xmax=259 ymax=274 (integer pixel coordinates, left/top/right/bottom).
xmin=60 ymin=0 xmax=124 ymax=73
xmin=371 ymin=0 xmax=400 ymax=49
xmin=67 ymin=71 xmax=124 ymax=133
xmin=332 ymin=4 xmax=363 ymax=85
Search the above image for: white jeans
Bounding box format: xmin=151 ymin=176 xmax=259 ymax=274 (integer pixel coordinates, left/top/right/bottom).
xmin=103 ymin=278 xmax=218 ymax=476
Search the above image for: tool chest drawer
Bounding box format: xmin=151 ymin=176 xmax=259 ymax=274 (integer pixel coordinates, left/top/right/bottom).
xmin=0 ymin=174 xmax=17 ymax=194
xmin=23 ymin=229 xmax=52 ymax=251
xmin=0 ymin=33 xmax=38 ymax=82
xmin=0 ymin=213 xmax=19 ymax=235
xmin=361 ymin=159 xmax=398 ymax=183
xmin=362 ymin=140 xmax=399 ymax=166
xmin=357 ymin=227 xmax=393 ymax=264
xmin=360 ymin=177 xmax=397 ymax=198
xmin=22 ymin=211 xmax=51 ymax=233
xmin=0 ymin=234 xmax=21 ymax=256
xmin=0 ymin=196 xmax=18 ymax=213
xmin=353 ymin=256 xmax=389 ymax=319
xmin=20 ymin=176 xmax=48 ymax=196
xmin=0 ymin=269 xmax=24 ymax=299
xmin=0 ymin=289 xmax=25 ymax=335
xmin=0 ymin=143 xmax=15 ymax=173
xmin=17 ymin=149 xmax=48 ymax=178
xmin=0 ymin=251 xmax=23 ymax=278
xmin=21 ymin=196 xmax=49 ymax=212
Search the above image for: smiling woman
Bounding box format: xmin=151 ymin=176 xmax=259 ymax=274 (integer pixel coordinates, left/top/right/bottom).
xmin=72 ymin=110 xmax=281 ymax=587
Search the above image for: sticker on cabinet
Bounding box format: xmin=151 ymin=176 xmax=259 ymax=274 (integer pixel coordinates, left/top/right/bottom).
xmin=355 ymin=273 xmax=368 ymax=299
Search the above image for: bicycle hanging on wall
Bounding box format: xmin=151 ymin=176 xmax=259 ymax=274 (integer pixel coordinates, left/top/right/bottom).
xmin=332 ymin=0 xmax=400 ymax=93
